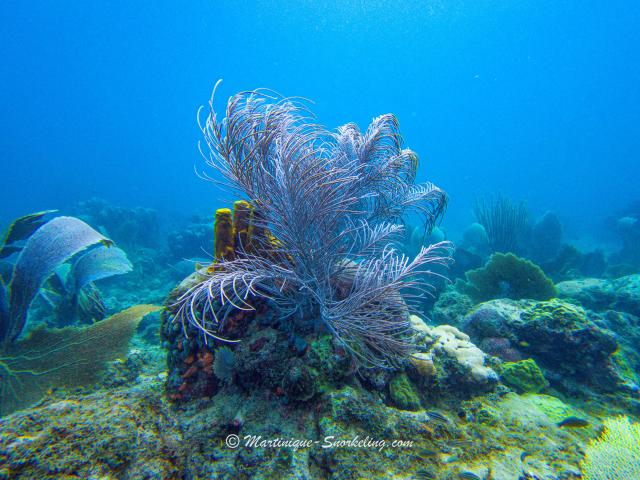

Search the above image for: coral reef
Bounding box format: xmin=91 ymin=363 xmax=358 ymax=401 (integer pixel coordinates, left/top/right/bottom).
xmin=557 ymin=274 xmax=640 ymax=317
xmin=459 ymin=222 xmax=490 ymax=256
xmin=172 ymin=84 xmax=451 ymax=369
xmin=76 ymin=197 xmax=160 ymax=249
xmin=162 ymin=290 xmax=355 ymax=404
xmin=611 ymin=214 xmax=640 ymax=269
xmin=166 ymin=214 xmax=212 ymax=260
xmin=531 ymin=211 xmax=563 ymax=264
xmin=0 ymin=369 xmax=592 ymax=479
xmin=3 ymin=87 xmax=638 ymax=480
xmin=460 ymin=252 xmax=556 ymax=302
xmin=423 ymin=323 xmax=498 ymax=385
xmin=430 ymin=285 xmax=474 ymax=327
xmin=462 ymin=299 xmax=633 ymax=395
xmin=407 ymin=316 xmax=498 ymax=399
xmin=0 ymin=378 xmax=185 ymax=479
xmin=1 ymin=226 xmax=633 ymax=480
xmin=541 ymin=244 xmax=607 ymax=282
xmin=389 ymin=372 xmax=421 ymax=410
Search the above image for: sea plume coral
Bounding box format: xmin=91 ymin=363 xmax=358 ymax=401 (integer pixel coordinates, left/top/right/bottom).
xmin=174 ymin=82 xmax=451 ymax=368
xmin=473 ymin=195 xmax=528 ymax=253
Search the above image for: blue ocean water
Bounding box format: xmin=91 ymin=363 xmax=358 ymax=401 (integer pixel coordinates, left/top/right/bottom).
xmin=2 ymin=1 xmax=639 ymax=242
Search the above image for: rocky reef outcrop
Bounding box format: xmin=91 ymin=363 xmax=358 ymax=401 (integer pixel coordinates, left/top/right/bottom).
xmin=556 ymin=274 xmax=640 ymax=317
xmin=462 ymin=298 xmax=640 ymax=402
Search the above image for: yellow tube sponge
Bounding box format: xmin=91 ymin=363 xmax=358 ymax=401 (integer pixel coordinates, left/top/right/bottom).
xmin=214 ymin=208 xmax=235 ymax=260
xmin=232 ymin=200 xmax=254 ymax=253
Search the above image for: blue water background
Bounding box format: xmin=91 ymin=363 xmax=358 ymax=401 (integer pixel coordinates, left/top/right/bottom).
xmin=1 ymin=1 xmax=639 ymax=244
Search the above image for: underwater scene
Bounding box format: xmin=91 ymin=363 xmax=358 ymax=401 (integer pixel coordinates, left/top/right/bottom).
xmin=1 ymin=1 xmax=640 ymax=479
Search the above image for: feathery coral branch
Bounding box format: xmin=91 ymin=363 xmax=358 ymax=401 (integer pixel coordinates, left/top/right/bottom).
xmin=176 ymin=82 xmax=451 ymax=367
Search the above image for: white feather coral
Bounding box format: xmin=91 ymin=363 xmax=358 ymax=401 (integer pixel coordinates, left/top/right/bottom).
xmin=581 ymin=416 xmax=640 ymax=480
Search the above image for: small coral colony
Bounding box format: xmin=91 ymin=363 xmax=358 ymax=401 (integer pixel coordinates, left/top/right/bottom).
xmin=1 ymin=84 xmax=640 ymax=479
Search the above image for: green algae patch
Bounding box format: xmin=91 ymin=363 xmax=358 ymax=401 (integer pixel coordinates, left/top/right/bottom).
xmin=611 ymin=349 xmax=640 ymax=385
xmin=523 ymin=393 xmax=581 ymax=423
xmin=521 ymin=299 xmax=588 ymax=330
xmin=0 ymin=378 xmax=185 ymax=479
xmin=476 ymin=403 xmax=501 ymax=426
xmin=497 ymin=358 xmax=548 ymax=393
xmin=389 ymin=372 xmax=421 ymax=411
xmin=325 ymin=386 xmax=388 ymax=437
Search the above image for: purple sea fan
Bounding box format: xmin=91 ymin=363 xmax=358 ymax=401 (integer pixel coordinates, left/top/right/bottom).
xmin=174 ymin=81 xmax=452 ymax=368
xmin=3 ymin=216 xmax=111 ymax=345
